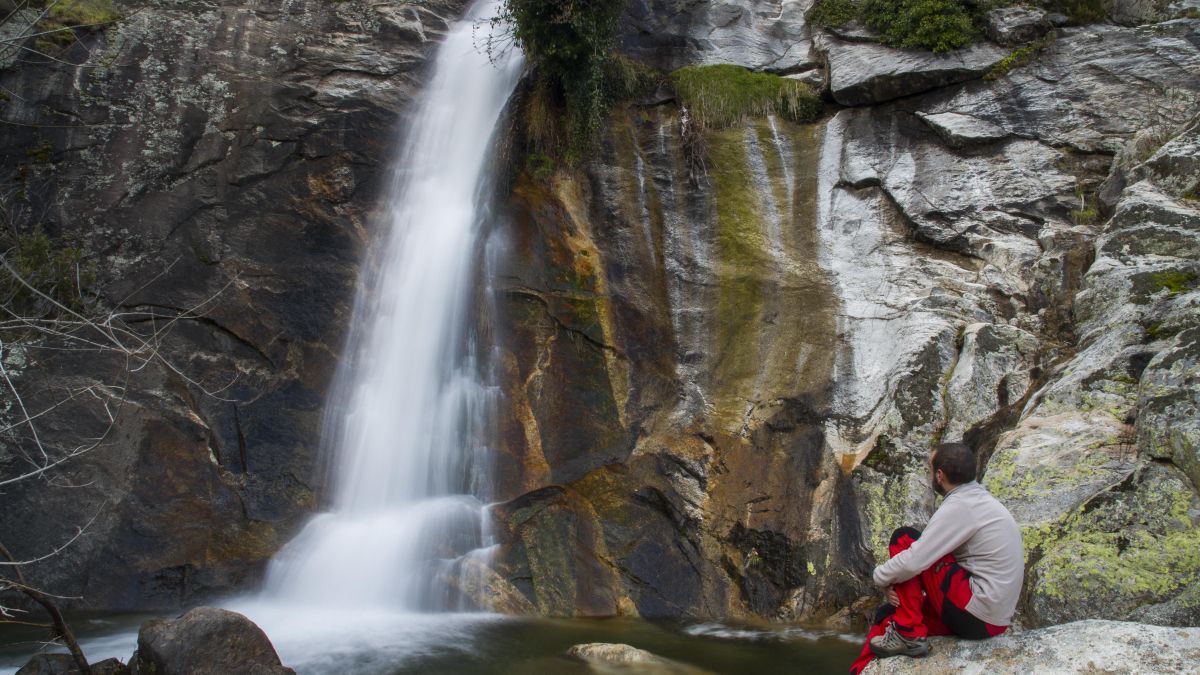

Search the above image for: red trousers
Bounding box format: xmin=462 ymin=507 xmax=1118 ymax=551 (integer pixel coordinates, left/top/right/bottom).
xmin=849 ymin=527 xmax=1007 ymax=674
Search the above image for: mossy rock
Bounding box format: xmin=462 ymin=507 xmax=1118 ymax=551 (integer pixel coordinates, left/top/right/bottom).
xmin=1026 ymin=464 xmax=1200 ymax=627
xmin=671 ymin=65 xmax=821 ymax=131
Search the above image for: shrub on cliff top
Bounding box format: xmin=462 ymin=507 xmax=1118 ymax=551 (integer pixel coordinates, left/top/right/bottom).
xmin=671 ymin=65 xmax=821 ymax=130
xmin=862 ymin=0 xmax=978 ymax=52
xmin=807 ymin=0 xmax=980 ymax=52
xmin=494 ymin=0 xmax=626 ymax=153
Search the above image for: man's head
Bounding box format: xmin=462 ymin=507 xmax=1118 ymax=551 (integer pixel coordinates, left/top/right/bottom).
xmin=931 ymin=442 xmax=976 ymax=496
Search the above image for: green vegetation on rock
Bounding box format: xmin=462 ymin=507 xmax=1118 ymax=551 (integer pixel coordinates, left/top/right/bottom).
xmin=1 ymin=228 xmax=95 ymax=321
xmin=863 ymin=0 xmax=978 ymax=52
xmin=806 ymin=0 xmax=861 ymax=28
xmin=807 ymin=0 xmax=979 ymax=52
xmin=1045 ymin=0 xmax=1107 ymax=24
xmin=1150 ymin=270 xmax=1198 ymax=295
xmin=496 ymin=0 xmax=627 ymax=154
xmin=31 ymin=0 xmax=121 ymax=52
xmin=1028 ymin=466 xmax=1200 ymax=624
xmin=671 ymin=65 xmax=821 ymax=131
xmin=46 ymin=0 xmax=121 ymax=26
xmin=986 ymin=35 xmax=1055 ymax=80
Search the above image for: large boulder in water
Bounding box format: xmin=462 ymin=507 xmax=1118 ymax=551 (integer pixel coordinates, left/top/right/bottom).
xmin=130 ymin=607 xmax=294 ymax=675
xmin=861 ymin=620 xmax=1200 ymax=673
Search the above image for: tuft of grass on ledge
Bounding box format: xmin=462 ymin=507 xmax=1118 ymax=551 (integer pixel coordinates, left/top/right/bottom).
xmin=986 ymin=35 xmax=1055 ymax=80
xmin=670 ymin=65 xmax=821 ymax=131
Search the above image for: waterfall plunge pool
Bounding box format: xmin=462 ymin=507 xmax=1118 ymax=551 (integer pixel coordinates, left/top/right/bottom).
xmin=0 ymin=608 xmax=861 ymax=674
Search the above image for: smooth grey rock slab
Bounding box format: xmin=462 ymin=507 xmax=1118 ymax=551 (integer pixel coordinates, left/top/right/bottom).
xmin=619 ymin=0 xmax=819 ymax=73
xmin=819 ymin=34 xmax=1008 ymax=106
xmin=916 ymin=111 xmax=1010 ymax=148
xmin=861 ymin=620 xmax=1200 ymax=674
xmin=927 ymin=21 xmax=1200 ymax=152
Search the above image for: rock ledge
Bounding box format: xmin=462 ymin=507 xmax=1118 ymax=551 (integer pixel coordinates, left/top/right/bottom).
xmin=862 ymin=620 xmax=1200 ymax=674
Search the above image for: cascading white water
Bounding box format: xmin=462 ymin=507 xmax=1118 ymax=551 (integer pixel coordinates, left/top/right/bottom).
xmin=258 ymin=0 xmax=524 ymax=611
xmin=3 ymin=9 xmax=528 ymax=674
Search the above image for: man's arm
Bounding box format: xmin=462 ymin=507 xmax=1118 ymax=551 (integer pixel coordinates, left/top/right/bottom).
xmin=872 ymin=498 xmax=978 ymax=587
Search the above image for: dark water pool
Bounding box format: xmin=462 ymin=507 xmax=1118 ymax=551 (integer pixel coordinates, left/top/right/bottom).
xmin=0 ymin=609 xmax=862 ymax=674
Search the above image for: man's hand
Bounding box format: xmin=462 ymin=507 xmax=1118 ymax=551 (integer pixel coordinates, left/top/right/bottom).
xmin=885 ymin=586 xmax=900 ymax=607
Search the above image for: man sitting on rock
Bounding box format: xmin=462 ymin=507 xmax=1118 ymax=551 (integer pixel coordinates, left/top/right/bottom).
xmin=849 ymin=442 xmax=1023 ymax=674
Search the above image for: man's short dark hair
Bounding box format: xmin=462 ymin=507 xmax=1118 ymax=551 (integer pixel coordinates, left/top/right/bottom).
xmin=933 ymin=442 xmax=977 ymax=485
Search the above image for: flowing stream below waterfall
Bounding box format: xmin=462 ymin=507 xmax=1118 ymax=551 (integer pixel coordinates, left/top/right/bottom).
xmin=0 ymin=613 xmax=860 ymax=674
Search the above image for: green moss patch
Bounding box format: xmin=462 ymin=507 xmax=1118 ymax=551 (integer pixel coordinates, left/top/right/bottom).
xmin=30 ymin=0 xmax=120 ymax=51
xmin=1150 ymin=270 xmax=1198 ymax=295
xmin=706 ymin=130 xmax=767 ymax=418
xmin=47 ymin=0 xmax=121 ymax=26
xmin=986 ymin=35 xmax=1055 ymax=80
xmin=671 ymin=65 xmax=821 ymax=131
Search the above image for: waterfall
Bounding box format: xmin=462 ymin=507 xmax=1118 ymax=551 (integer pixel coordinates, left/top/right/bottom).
xmin=256 ymin=0 xmax=524 ymax=611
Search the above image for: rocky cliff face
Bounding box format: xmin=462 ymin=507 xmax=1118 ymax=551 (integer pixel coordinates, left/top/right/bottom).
xmin=0 ymin=0 xmax=466 ymax=608
xmin=2 ymin=0 xmax=1198 ymax=629
xmin=480 ymin=3 xmax=1200 ymax=625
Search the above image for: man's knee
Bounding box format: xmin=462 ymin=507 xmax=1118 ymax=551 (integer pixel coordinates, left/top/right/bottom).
xmin=890 ymin=526 xmax=922 ymax=547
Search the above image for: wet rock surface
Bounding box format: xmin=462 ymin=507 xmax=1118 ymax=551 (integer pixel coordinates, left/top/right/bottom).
xmin=619 ymin=0 xmax=819 ymax=73
xmin=15 ymin=655 xmax=129 ymax=675
xmin=131 ymin=607 xmax=294 ymax=675
xmin=861 ymin=620 xmax=1200 ymax=674
xmin=482 ymin=11 xmax=1200 ymax=629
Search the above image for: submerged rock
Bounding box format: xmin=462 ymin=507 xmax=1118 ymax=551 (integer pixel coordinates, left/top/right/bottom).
xmin=131 ymin=607 xmax=294 ymax=675
xmin=15 ymin=655 xmax=129 ymax=675
xmin=566 ymin=643 xmax=711 ymax=673
xmin=861 ymin=620 xmax=1200 ymax=674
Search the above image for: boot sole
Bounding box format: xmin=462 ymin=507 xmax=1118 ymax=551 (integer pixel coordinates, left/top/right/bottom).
xmin=869 ymin=642 xmax=930 ymax=658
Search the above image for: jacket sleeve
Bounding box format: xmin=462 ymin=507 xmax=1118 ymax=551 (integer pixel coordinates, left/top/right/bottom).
xmin=872 ymin=497 xmax=979 ymax=588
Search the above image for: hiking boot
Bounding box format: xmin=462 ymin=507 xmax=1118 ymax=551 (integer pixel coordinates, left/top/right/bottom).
xmin=869 ymin=623 xmax=930 ymax=658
